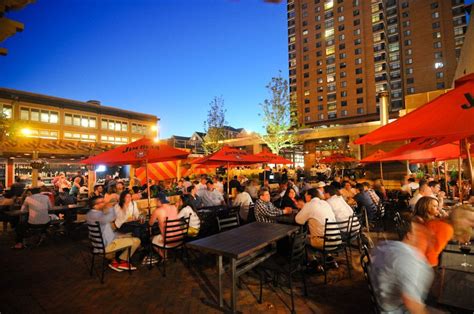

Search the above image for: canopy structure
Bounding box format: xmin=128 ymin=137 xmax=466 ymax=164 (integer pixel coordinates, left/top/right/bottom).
xmin=81 ymin=137 xmax=189 ymax=214
xmin=81 ymin=137 xmax=189 ymax=166
xmin=378 ymin=137 xmax=474 ymax=163
xmin=360 ymin=150 xmax=388 ymax=163
xmin=255 ymin=149 xmax=293 ymax=165
xmin=193 ymin=146 xmax=266 ymax=195
xmin=354 ymin=74 xmax=474 ymax=145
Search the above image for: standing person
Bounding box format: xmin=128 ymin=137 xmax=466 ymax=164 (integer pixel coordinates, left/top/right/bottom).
xmin=254 ymin=188 xmax=292 ymax=223
xmin=12 ymin=188 xmax=51 ymax=249
xmin=86 ymin=196 xmax=140 ymax=271
xmin=233 ymin=185 xmax=253 ymax=221
xmin=69 ymin=177 xmax=81 ymax=197
xmin=73 ymin=170 xmax=85 ymax=187
xmin=10 ymin=176 xmax=26 ymax=198
xmin=114 ymin=191 xmax=140 ymax=229
xmin=55 ymin=187 xmax=76 ymax=206
xmin=370 ymin=219 xmax=434 ymax=313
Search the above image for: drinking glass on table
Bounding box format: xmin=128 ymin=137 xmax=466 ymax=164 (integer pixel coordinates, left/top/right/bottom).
xmin=459 ymin=241 xmax=472 ymax=267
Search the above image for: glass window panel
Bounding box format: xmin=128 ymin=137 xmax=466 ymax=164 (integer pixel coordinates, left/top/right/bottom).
xmin=122 ymin=122 xmax=128 ymax=132
xmin=89 ymin=117 xmax=96 ymax=128
xmin=73 ymin=116 xmax=81 ymax=126
xmin=108 ymin=121 xmax=115 ymax=130
xmin=30 ymin=109 xmax=39 ymax=121
xmin=20 ymin=108 xmax=29 ymax=120
xmin=65 ymin=114 xmax=72 ymax=125
xmin=50 ymin=112 xmax=58 ymax=124
xmin=40 ymin=111 xmax=49 ymax=122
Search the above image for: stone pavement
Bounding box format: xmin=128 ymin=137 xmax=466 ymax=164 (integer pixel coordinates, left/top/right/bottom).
xmin=0 ymin=225 xmax=373 ymax=314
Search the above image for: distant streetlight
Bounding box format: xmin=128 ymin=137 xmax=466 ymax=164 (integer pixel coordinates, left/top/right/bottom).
xmin=21 ymin=128 xmax=32 ymax=136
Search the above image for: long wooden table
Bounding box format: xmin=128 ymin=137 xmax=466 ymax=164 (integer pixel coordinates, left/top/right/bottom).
xmin=187 ymin=222 xmax=299 ymax=313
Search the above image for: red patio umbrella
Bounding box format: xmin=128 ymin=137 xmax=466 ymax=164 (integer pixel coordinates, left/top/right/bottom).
xmin=320 ymin=153 xmax=358 ymax=163
xmin=255 ymin=149 xmax=293 ymax=165
xmin=354 ymin=74 xmax=474 ymax=145
xmin=81 ymin=137 xmax=189 ymax=214
xmin=193 ymin=146 xmax=266 ymax=195
xmin=360 ymin=150 xmax=388 ymax=180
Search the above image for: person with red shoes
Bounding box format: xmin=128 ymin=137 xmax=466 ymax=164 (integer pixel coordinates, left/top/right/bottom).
xmin=86 ymin=196 xmax=141 ymax=272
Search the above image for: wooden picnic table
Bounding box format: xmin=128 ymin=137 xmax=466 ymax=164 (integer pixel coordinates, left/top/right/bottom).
xmin=5 ymin=204 xmax=88 ymax=218
xmin=186 ymin=222 xmax=299 ymax=313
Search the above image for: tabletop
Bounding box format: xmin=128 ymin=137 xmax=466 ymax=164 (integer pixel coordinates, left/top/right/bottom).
xmin=187 ymin=222 xmax=299 ymax=259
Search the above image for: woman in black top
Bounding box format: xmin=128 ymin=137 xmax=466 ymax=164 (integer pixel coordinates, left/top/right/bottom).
xmin=280 ymin=187 xmax=298 ymax=210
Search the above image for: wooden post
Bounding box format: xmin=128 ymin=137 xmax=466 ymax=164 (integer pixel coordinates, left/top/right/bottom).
xmin=444 ymin=162 xmax=449 ymax=198
xmin=458 ymin=157 xmax=463 ymax=203
xmin=177 ymin=160 xmax=182 ymax=181
xmin=31 ymin=151 xmax=39 ymax=188
xmin=464 ymin=138 xmax=473 ymax=183
xmin=87 ymin=164 xmax=96 ymax=195
xmin=129 ymin=165 xmax=135 ymax=189
xmin=379 ymin=161 xmax=384 ymax=182
xmin=145 ymin=159 xmax=152 ymax=216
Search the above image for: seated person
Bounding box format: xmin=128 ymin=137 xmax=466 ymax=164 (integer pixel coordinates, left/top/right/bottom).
xmin=370 ymin=219 xmax=434 ymax=313
xmin=177 ymin=194 xmax=200 ymax=237
xmin=324 ymin=185 xmax=355 ymax=230
xmin=233 ymin=185 xmax=253 ymax=221
xmin=280 ymin=187 xmax=298 ymax=210
xmin=86 ymin=196 xmax=140 ymax=271
xmin=114 ymin=191 xmax=140 ymax=229
xmin=149 ymin=193 xmax=179 ymax=258
xmin=187 ymin=185 xmax=202 ymax=209
xmin=339 ymin=181 xmax=356 ymax=206
xmin=198 ymin=180 xmax=225 ymax=207
xmin=254 ymin=188 xmax=292 ymax=223
xmin=354 ymin=183 xmax=378 ymax=220
xmin=363 ymin=182 xmax=381 ymax=206
xmin=13 ymin=188 xmax=51 ymax=249
xmin=295 ymin=188 xmax=338 ymax=249
xmin=55 ymin=187 xmax=76 ymax=206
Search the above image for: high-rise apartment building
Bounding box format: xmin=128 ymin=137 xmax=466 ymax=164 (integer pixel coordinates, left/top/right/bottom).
xmin=288 ymin=0 xmax=468 ymax=127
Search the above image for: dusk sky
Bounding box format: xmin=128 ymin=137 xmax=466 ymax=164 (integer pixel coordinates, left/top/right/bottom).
xmin=0 ymin=0 xmax=288 ymax=138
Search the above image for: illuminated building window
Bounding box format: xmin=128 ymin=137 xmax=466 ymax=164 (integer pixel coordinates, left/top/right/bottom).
xmin=131 ymin=123 xmax=148 ymax=135
xmin=101 ymin=135 xmax=129 ymax=144
xmin=64 ymin=132 xmax=97 ymax=142
xmin=101 ymin=118 xmax=128 ymax=132
xmin=20 ymin=107 xmax=58 ymax=124
xmin=0 ymin=104 xmax=12 ymax=118
xmin=64 ymin=113 xmax=97 ymax=128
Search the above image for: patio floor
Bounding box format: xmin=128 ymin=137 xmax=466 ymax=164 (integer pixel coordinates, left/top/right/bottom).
xmin=0 ymin=224 xmax=374 ymax=314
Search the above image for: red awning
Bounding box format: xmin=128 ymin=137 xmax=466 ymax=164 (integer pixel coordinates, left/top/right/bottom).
xmin=192 ymin=146 xmax=266 ymax=165
xmin=354 ymin=73 xmax=474 ymax=145
xmin=360 ymin=150 xmax=388 ymax=163
xmin=81 ymin=137 xmax=189 ymax=166
xmin=255 ymin=149 xmax=293 ymax=164
xmin=379 ymin=137 xmax=474 ymax=162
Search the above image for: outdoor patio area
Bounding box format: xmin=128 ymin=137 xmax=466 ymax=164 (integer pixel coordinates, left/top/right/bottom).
xmin=0 ymin=224 xmax=373 ymax=313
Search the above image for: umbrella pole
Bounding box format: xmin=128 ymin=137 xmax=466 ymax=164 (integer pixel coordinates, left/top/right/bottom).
xmin=227 ymin=162 xmax=230 ymax=205
xmin=145 ymin=159 xmax=151 ymax=216
xmin=444 ymin=161 xmax=449 ymax=198
xmin=458 ymin=156 xmax=463 ymax=203
xmin=464 ymin=138 xmax=473 ymax=183
xmin=379 ymin=161 xmax=384 ymax=182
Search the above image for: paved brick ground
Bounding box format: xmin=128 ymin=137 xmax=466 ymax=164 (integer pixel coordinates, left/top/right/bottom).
xmin=0 ymin=224 xmax=373 ymax=314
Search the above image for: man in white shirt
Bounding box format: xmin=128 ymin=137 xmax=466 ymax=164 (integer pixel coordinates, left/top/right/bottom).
xmin=295 ymin=188 xmax=338 ymax=249
xmin=199 ymin=180 xmax=225 ymax=207
xmin=196 ymin=177 xmax=208 ymax=193
xmin=213 ymin=176 xmax=224 ymax=195
xmin=409 ymin=184 xmax=432 ymax=211
xmin=233 ymin=185 xmax=253 ymax=221
xmin=316 ymin=181 xmax=326 ymax=199
xmin=324 ymin=185 xmax=353 ymax=223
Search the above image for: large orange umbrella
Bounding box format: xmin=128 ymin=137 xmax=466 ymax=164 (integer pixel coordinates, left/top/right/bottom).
xmin=193 ymin=146 xmax=266 ymax=195
xmin=354 ymin=74 xmax=474 ymax=145
xmin=360 ymin=150 xmax=388 ymax=180
xmin=81 ymin=137 xmax=189 ymax=166
xmin=255 ymin=149 xmax=293 ymax=164
xmin=81 ymin=137 xmax=189 ymax=214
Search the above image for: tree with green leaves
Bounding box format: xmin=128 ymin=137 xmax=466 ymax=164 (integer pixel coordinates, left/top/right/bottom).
xmin=202 ymin=96 xmax=227 ymax=154
xmin=0 ymin=111 xmax=16 ymax=142
xmin=259 ymin=73 xmax=298 ymax=154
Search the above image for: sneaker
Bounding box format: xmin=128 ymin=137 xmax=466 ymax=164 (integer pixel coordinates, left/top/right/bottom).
xmin=117 ymin=260 xmax=137 ymax=271
xmin=108 ymin=260 xmax=123 ymax=272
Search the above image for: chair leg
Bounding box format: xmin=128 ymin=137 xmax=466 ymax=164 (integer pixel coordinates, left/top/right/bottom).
xmin=289 ymin=273 xmax=295 ymax=314
xmin=345 ymin=247 xmax=352 ymax=279
xmin=323 ymin=254 xmax=327 ymax=284
xmin=101 ymin=257 xmax=106 ymax=284
xmin=301 ymin=269 xmax=308 ymax=297
xmin=90 ymin=254 xmax=95 ymax=276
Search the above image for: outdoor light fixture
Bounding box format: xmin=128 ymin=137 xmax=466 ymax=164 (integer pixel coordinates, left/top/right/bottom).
xmin=96 ymin=165 xmax=106 ymax=172
xmin=21 ymin=128 xmax=32 ymax=136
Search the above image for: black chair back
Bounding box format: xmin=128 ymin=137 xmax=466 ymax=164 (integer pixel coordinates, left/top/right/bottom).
xmin=217 ymin=214 xmax=240 ymax=232
xmin=289 ymin=229 xmax=307 ymax=268
xmin=322 ymin=219 xmax=345 ymax=251
xmin=87 ymin=222 xmax=106 ymax=254
xmin=163 ymin=216 xmax=190 ymax=248
xmin=360 ymin=245 xmax=381 ymax=314
xmin=247 ymin=204 xmax=256 ymax=222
